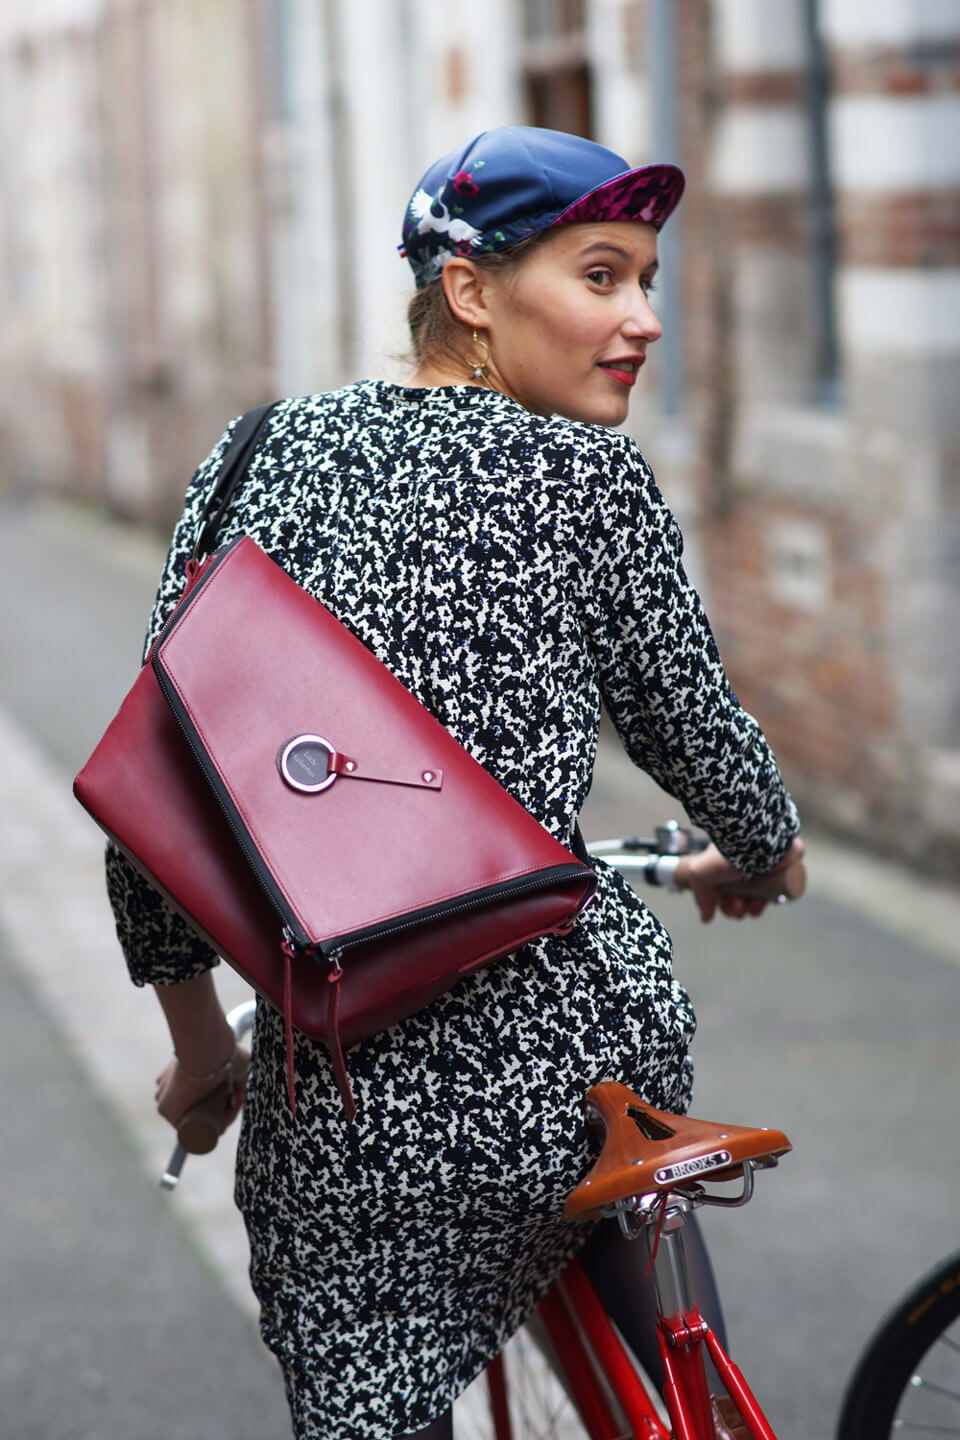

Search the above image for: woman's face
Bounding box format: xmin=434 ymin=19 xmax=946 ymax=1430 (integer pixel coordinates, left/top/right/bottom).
xmin=481 ymin=221 xmax=662 ymax=426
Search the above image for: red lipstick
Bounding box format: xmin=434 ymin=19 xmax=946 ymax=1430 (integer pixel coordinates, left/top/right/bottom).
xmin=598 ymin=356 xmax=645 ymax=387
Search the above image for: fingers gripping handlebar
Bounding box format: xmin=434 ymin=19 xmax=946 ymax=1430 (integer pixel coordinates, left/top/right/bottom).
xmin=159 ymin=999 xmax=257 ymax=1189
xmin=588 ymin=823 xmax=807 ymax=902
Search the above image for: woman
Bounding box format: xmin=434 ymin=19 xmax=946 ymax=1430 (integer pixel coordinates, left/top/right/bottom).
xmin=106 ymin=126 xmax=801 ymax=1439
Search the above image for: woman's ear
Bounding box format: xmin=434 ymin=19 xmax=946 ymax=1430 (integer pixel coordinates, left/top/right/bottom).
xmin=440 ymin=259 xmax=492 ymax=330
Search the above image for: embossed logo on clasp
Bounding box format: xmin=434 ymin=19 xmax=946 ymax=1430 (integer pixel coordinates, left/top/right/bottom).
xmin=277 ymin=735 xmax=337 ymax=794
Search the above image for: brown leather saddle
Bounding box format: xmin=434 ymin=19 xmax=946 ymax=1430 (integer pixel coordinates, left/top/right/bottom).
xmin=564 ymin=1081 xmax=791 ymax=1222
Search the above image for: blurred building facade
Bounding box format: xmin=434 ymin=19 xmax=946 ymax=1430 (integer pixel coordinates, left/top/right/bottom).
xmin=0 ymin=0 xmax=958 ymax=864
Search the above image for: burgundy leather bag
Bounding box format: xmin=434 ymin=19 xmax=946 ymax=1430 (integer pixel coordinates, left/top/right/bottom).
xmin=74 ymin=407 xmax=596 ymax=1120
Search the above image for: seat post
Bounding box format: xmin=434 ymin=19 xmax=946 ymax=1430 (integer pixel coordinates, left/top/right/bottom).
xmin=645 ymin=1203 xmax=695 ymax=1323
xmin=647 ymin=1203 xmax=715 ymax=1437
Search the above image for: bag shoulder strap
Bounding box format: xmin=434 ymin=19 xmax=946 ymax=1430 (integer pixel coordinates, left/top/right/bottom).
xmin=191 ymin=401 xmax=280 ymax=563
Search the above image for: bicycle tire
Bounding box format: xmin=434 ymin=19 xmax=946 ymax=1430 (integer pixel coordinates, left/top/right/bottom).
xmin=836 ymin=1247 xmax=960 ymax=1440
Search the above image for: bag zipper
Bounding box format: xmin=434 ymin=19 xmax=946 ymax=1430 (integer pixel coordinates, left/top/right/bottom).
xmin=154 ymin=539 xmax=243 ymax=647
xmin=291 ymin=863 xmax=595 ymax=1127
xmin=320 ymin=862 xmax=594 ymax=967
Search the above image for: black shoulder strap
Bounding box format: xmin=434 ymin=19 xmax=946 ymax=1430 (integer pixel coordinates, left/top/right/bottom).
xmin=191 ymin=401 xmax=280 ymax=563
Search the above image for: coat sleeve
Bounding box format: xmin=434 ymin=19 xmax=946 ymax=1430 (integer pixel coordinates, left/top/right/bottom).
xmin=104 ymin=416 xmax=241 ymax=987
xmin=574 ymin=433 xmax=799 ymax=878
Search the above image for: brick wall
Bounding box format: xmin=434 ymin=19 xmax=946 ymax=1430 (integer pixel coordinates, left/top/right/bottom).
xmin=659 ymin=0 xmax=960 ymax=865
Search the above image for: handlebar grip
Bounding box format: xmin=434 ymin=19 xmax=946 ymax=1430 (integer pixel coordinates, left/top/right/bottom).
xmin=674 ymin=857 xmax=807 ymax=901
xmin=175 ymin=1079 xmax=234 ymax=1156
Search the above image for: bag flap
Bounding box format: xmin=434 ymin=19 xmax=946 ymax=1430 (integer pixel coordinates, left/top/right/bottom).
xmin=152 ymin=537 xmax=588 ymax=949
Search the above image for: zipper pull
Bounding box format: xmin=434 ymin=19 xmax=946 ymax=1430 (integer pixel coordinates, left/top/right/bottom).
xmin=182 ymin=555 xmax=203 ymax=597
xmin=324 ymin=954 xmax=356 ymax=1124
xmin=280 ymin=928 xmax=298 ymax=1113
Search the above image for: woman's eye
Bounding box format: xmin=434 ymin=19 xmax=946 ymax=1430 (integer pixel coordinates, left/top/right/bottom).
xmin=641 ymin=276 xmax=658 ymax=297
xmin=586 ymin=269 xmax=614 ymax=287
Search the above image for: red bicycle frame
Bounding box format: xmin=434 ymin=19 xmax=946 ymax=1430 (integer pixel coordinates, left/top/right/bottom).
xmin=489 ymin=1247 xmax=779 ymax=1440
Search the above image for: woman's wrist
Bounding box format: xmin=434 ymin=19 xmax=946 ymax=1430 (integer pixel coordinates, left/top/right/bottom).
xmin=172 ymin=1042 xmax=238 ymax=1086
xmin=153 ymin=974 xmax=235 ymax=1078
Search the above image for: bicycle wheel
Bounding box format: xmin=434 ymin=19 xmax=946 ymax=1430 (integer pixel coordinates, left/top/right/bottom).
xmin=454 ymin=1319 xmax=593 ymax=1440
xmin=454 ymin=1295 xmax=670 ymax=1440
xmin=457 ymin=1319 xmax=607 ymax=1440
xmin=837 ymin=1248 xmax=960 ymax=1439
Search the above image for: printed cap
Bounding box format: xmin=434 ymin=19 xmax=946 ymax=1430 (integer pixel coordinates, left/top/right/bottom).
xmin=400 ymin=126 xmax=685 ymax=288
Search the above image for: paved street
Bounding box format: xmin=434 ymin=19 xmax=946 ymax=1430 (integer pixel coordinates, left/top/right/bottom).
xmin=1 ymin=492 xmax=959 ymax=1439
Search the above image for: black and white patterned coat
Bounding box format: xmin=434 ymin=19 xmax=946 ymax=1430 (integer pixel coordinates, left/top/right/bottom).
xmin=106 ymin=381 xmax=799 ymax=1439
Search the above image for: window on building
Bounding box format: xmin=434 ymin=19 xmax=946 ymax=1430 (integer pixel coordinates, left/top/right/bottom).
xmin=520 ymin=0 xmax=593 ymax=139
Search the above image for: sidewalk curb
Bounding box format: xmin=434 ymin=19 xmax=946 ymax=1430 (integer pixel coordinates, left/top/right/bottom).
xmin=0 ymin=703 xmax=259 ymax=1318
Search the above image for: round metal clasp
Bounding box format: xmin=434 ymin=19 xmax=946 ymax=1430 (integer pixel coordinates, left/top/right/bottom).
xmin=277 ymin=734 xmax=338 ymax=794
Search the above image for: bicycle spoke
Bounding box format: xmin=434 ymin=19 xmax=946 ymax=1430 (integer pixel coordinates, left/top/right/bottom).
xmin=907 ymin=1377 xmax=960 ymax=1403
xmin=892 ymin=1319 xmax=960 ymax=1440
xmin=455 ymin=1327 xmax=594 ymax=1440
xmin=883 ymin=1312 xmax=960 ymax=1440
xmin=838 ymin=1254 xmax=960 ymax=1440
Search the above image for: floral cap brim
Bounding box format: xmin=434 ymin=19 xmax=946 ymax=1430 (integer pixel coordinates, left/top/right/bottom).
xmin=400 ymin=126 xmax=685 ymax=288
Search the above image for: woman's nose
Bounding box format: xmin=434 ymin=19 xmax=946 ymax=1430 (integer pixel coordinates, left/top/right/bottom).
xmin=622 ymin=293 xmax=663 ymax=344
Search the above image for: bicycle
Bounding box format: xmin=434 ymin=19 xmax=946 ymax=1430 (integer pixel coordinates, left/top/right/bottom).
xmin=836 ymin=1247 xmax=960 ymax=1439
xmin=161 ymin=824 xmax=806 ymax=1440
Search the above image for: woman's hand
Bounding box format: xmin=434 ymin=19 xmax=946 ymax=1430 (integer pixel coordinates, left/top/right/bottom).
xmin=152 ymin=973 xmax=251 ymax=1135
xmin=684 ymin=837 xmax=805 ymax=924
xmin=155 ymin=1044 xmax=250 ymax=1132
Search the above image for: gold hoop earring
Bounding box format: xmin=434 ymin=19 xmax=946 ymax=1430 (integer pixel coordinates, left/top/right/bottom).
xmin=468 ymin=328 xmax=490 ymax=383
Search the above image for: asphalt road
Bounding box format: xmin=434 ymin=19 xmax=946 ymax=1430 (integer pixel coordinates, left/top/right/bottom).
xmin=2 ymin=491 xmax=959 ymax=1440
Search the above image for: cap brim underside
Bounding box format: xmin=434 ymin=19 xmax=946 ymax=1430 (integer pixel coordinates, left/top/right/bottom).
xmin=551 ymin=163 xmax=686 ymax=232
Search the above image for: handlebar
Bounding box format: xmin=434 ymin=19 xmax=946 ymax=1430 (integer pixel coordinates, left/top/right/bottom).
xmin=588 ymin=822 xmax=806 ymax=902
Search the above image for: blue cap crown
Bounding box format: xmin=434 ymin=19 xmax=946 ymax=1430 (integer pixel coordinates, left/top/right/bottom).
xmin=401 ymin=126 xmax=684 ymax=288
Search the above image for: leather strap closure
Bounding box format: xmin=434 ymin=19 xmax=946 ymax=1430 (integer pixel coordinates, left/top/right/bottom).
xmin=328 ymin=751 xmax=443 ymax=790
xmin=278 ymin=733 xmax=442 ymax=794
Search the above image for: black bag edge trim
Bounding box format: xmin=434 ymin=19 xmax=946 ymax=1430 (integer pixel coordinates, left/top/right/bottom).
xmin=320 ymin=861 xmax=597 ymax=961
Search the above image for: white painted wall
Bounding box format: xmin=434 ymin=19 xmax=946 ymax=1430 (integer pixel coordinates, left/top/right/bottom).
xmin=830 ymin=94 xmax=960 ymax=190
xmin=343 ymin=0 xmax=525 ymax=379
xmin=0 ymin=21 xmax=102 ymax=369
xmin=714 ymin=0 xmax=806 ymax=71
xmin=336 ymin=0 xmax=415 ymax=380
xmin=0 ymin=0 xmax=104 ymax=44
xmin=263 ymin=0 xmax=342 ymax=397
xmin=838 ymin=267 xmax=960 ymax=354
xmin=588 ymin=0 xmax=653 ymax=165
xmin=822 ymin=0 xmax=960 ymax=47
xmin=711 ymin=105 xmax=810 ymax=192
xmin=409 ymin=0 xmax=523 ymax=172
